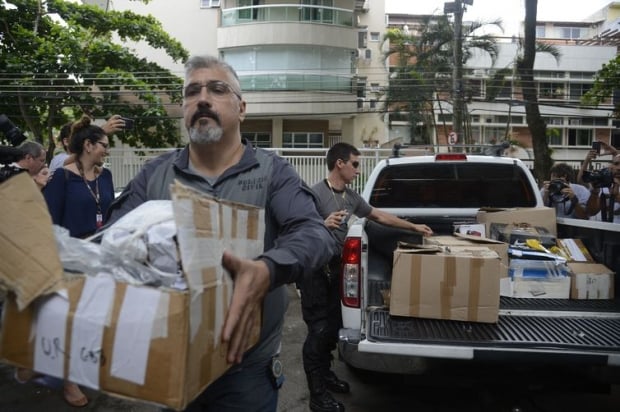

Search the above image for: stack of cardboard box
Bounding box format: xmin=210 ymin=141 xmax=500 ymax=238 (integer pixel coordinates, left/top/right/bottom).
xmin=387 ymin=207 xmax=615 ymax=326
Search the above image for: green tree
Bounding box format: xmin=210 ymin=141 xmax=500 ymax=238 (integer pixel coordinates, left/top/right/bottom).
xmin=382 ymin=14 xmax=502 ymax=145
xmin=0 ymin=0 xmax=189 ymax=152
xmin=582 ymin=55 xmax=620 ymax=118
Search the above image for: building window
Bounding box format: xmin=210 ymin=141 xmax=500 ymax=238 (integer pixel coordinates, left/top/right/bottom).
xmin=237 ymin=0 xmax=252 ymax=20
xmin=358 ymin=31 xmax=367 ymax=48
xmin=567 ymin=128 xmax=593 ymax=146
xmin=283 ymin=132 xmax=323 ymax=148
xmin=370 ymin=32 xmax=380 ymax=41
xmin=370 ymin=82 xmax=380 ymax=92
xmin=497 ymin=116 xmax=524 ymax=125
xmin=560 ymin=26 xmax=582 ymax=39
xmin=547 ymin=128 xmax=562 ymax=145
xmin=201 ymin=0 xmax=220 ymax=8
xmin=369 ymin=99 xmax=377 ymax=109
xmin=543 ymin=117 xmax=563 ymax=126
xmin=356 ymin=80 xmax=366 ymax=98
xmin=569 ymin=83 xmax=592 ymax=100
xmin=242 ymin=132 xmax=271 ymax=148
xmin=483 ymin=127 xmax=506 ymax=144
xmin=534 ymin=70 xmax=565 ymax=79
xmin=536 ymin=25 xmax=545 ymax=38
xmin=539 ymin=82 xmax=565 ymax=99
xmin=569 ymin=72 xmax=594 ymax=80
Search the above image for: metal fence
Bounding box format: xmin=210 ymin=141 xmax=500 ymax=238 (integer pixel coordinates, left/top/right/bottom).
xmin=105 ymin=145 xmax=602 ymax=192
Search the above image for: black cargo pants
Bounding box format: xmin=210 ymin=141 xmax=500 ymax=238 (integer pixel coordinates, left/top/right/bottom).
xmin=300 ymin=256 xmax=342 ymax=375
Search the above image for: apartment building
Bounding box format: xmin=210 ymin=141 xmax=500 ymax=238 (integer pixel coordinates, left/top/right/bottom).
xmin=83 ymin=0 xmax=390 ymax=149
xmin=386 ymin=2 xmax=620 ymax=156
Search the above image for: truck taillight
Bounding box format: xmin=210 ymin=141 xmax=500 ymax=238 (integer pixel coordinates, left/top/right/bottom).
xmin=341 ymin=237 xmax=361 ymax=308
xmin=435 ymin=153 xmax=467 ymax=161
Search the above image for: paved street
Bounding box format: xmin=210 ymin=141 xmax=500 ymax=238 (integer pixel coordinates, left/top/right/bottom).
xmin=1 ymin=286 xmax=619 ymax=411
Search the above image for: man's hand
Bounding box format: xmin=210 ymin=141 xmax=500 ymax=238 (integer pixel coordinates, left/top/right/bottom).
xmin=412 ymin=223 xmax=433 ymax=237
xmin=325 ymin=210 xmax=347 ymax=230
xmin=102 ymin=114 xmax=125 ymax=135
xmin=221 ymin=250 xmax=270 ymax=364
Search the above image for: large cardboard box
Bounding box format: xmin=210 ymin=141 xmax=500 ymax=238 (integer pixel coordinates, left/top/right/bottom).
xmin=389 ymin=245 xmax=501 ymax=323
xmin=0 ymin=176 xmax=263 ymax=410
xmin=476 ymin=207 xmax=557 ymax=237
xmin=424 ymin=234 xmax=509 ymax=277
xmin=568 ymin=262 xmax=615 ymax=299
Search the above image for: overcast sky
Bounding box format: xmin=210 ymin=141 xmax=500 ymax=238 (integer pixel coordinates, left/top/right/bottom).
xmin=385 ymin=0 xmax=614 ymax=36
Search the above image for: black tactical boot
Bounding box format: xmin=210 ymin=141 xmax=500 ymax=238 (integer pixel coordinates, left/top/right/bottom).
xmin=322 ymin=369 xmax=350 ymax=394
xmin=307 ymin=372 xmax=345 ymax=412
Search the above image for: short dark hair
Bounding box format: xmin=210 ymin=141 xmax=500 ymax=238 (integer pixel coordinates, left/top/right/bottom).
xmin=550 ymin=162 xmax=575 ymax=183
xmin=183 ymin=55 xmax=241 ymax=96
xmin=326 ymin=142 xmax=360 ymax=171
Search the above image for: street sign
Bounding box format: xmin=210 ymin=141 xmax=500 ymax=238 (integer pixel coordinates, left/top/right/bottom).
xmin=448 ymin=132 xmax=458 ymax=145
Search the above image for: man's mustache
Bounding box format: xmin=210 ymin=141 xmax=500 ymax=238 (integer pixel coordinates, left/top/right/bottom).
xmin=191 ymin=109 xmax=221 ymax=126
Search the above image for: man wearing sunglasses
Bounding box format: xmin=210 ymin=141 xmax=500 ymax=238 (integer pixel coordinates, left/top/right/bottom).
xmin=301 ymin=142 xmax=433 ymax=412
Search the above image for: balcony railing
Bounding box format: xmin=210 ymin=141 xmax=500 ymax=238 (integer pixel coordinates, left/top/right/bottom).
xmin=238 ymin=72 xmax=353 ymax=92
xmin=221 ymin=4 xmax=354 ymax=27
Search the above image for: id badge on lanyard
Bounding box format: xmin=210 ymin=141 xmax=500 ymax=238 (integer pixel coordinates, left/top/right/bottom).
xmin=96 ymin=213 xmax=103 ymax=228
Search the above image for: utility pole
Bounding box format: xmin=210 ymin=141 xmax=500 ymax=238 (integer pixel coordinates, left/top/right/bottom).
xmin=452 ymin=0 xmax=465 ymax=147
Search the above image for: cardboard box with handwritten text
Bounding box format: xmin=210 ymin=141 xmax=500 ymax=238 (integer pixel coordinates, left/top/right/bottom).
xmin=0 ymin=175 xmax=262 ymax=410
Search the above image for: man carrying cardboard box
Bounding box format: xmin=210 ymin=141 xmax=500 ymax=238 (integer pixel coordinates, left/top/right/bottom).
xmin=107 ymin=55 xmax=336 ymax=411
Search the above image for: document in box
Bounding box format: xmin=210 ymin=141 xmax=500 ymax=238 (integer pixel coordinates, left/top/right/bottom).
xmin=563 ymin=239 xmax=587 ymax=262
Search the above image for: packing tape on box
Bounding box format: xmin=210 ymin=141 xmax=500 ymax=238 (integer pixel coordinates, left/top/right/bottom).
xmin=68 ymin=275 xmax=116 ymax=389
xmin=409 ymin=254 xmax=422 ymax=317
xmin=440 ymin=256 xmax=457 ymax=320
xmin=110 ymin=285 xmax=163 ymax=385
xmin=467 ymin=259 xmax=483 ymax=321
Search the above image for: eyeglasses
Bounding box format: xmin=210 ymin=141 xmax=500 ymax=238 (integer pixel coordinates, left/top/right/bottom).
xmin=96 ymin=141 xmax=110 ymax=149
xmin=341 ymin=159 xmax=360 ymax=168
xmin=184 ymin=80 xmax=241 ymax=100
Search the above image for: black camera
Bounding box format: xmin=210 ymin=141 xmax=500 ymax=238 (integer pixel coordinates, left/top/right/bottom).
xmin=548 ymin=179 xmax=569 ymax=196
xmin=582 ymin=168 xmax=614 ymax=188
xmin=0 ymin=114 xmax=27 ymax=147
xmin=0 ymin=114 xmax=28 ymax=183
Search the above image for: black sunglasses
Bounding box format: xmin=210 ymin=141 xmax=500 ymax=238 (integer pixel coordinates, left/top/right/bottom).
xmin=341 ymin=159 xmax=359 ymax=168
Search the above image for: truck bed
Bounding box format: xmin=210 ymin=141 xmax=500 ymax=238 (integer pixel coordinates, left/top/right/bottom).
xmin=362 ymin=218 xmax=620 ymax=365
xmin=367 ymin=279 xmax=620 ymax=363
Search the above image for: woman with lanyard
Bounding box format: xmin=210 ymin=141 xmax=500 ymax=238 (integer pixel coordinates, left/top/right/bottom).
xmin=44 ymin=115 xmax=115 ymax=239
xmin=35 ymin=115 xmax=115 ymax=406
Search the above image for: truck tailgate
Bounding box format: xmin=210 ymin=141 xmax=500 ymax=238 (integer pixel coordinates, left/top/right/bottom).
xmin=365 ymin=281 xmax=620 ymax=365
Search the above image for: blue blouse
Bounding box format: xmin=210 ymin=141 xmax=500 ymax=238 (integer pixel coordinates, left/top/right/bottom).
xmin=43 ymin=168 xmax=115 ymax=238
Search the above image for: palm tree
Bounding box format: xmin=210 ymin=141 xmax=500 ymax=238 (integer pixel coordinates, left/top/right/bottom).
xmin=382 ymin=14 xmax=502 ymax=146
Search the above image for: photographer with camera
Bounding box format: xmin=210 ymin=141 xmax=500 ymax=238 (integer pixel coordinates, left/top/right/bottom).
xmin=541 ymin=162 xmax=590 ymax=219
xmin=578 ymin=142 xmax=620 ymax=222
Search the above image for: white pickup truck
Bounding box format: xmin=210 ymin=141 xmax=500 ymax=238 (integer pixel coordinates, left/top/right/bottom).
xmin=338 ymin=152 xmax=620 ymax=385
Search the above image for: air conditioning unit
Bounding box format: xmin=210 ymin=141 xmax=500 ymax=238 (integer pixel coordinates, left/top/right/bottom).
xmin=473 ymin=69 xmax=485 ymax=77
